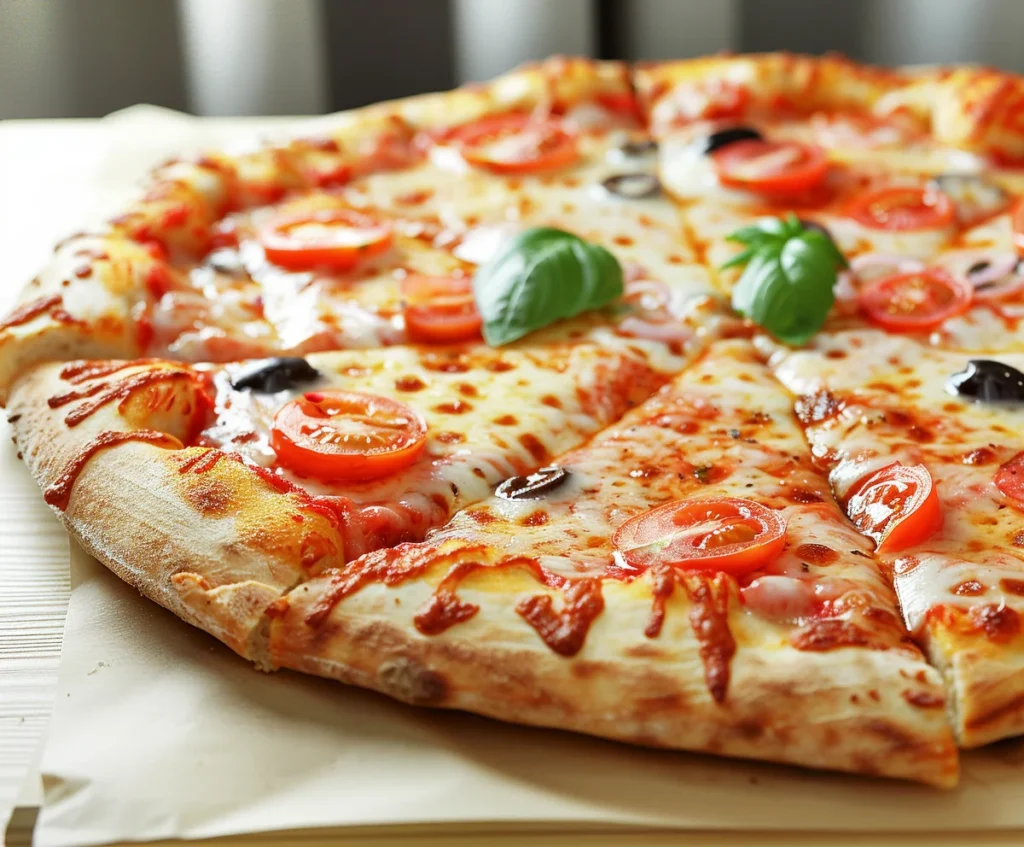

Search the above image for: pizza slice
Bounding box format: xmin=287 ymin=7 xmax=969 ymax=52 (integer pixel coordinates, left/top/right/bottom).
xmin=7 ymin=338 xmax=670 ymax=656
xmin=769 ymin=328 xmax=1024 ymax=746
xmin=1 ymin=57 xmax=722 ymax=399
xmin=265 ymin=339 xmax=958 ymax=786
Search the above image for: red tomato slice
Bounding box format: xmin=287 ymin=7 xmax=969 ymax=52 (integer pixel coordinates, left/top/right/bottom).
xmin=260 ymin=209 xmax=392 ymax=271
xmin=845 ymin=463 xmax=942 ymax=553
xmin=995 ymin=451 xmax=1024 ymax=505
xmin=712 ymin=140 xmax=829 ymax=196
xmin=271 ymin=390 xmax=427 ymax=481
xmin=845 ymin=186 xmax=955 ymax=231
xmin=400 ymin=275 xmax=482 ymax=344
xmin=450 ymin=113 xmax=578 ymax=174
xmin=858 ymin=268 xmax=972 ymax=333
xmin=612 ymin=497 xmax=787 ymax=576
xmin=1013 ymin=200 xmax=1024 ymax=256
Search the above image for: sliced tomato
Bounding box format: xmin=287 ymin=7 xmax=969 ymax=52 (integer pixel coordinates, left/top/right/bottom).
xmin=450 ymin=113 xmax=578 ymax=174
xmin=1013 ymin=200 xmax=1024 ymax=256
xmin=612 ymin=497 xmax=787 ymax=576
xmin=401 ymin=274 xmax=482 ymax=344
xmin=845 ymin=186 xmax=955 ymax=231
xmin=595 ymin=92 xmax=643 ymax=121
xmin=995 ymin=451 xmax=1024 ymax=505
xmin=712 ymin=140 xmax=829 ymax=196
xmin=271 ymin=390 xmax=427 ymax=481
xmin=260 ymin=209 xmax=392 ymax=271
xmin=845 ymin=463 xmax=942 ymax=553
xmin=858 ymin=268 xmax=972 ymax=333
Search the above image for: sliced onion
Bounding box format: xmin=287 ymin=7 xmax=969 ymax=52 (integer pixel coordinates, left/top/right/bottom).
xmin=562 ymin=103 xmax=617 ymax=131
xmin=740 ymin=575 xmax=818 ymax=623
xmin=937 ymin=249 xmax=1024 ymax=302
xmin=836 ymin=253 xmax=927 ymax=302
xmin=617 ymin=314 xmax=692 ymax=345
xmin=849 ymin=253 xmax=927 ymax=279
xmin=623 ymin=278 xmax=671 ymax=311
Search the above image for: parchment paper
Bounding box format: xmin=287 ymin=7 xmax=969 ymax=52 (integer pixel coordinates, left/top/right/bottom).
xmin=18 ymin=106 xmax=1024 ymax=847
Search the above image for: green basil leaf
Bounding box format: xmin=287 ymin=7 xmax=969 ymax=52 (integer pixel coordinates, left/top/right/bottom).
xmin=473 ymin=227 xmax=624 ymax=346
xmin=724 ymin=216 xmax=846 ymax=346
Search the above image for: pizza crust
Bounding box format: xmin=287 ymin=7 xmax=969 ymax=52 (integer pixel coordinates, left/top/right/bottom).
xmin=7 ymin=361 xmax=344 ymax=661
xmin=267 ymin=540 xmax=959 ymax=787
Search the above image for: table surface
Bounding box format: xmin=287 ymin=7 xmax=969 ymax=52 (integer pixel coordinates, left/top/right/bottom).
xmin=0 ymin=118 xmax=111 ymax=827
xmin=0 ymin=111 xmax=300 ymax=836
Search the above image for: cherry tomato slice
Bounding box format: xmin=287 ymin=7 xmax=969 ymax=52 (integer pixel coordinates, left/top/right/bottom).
xmin=271 ymin=390 xmax=427 ymax=481
xmin=450 ymin=113 xmax=578 ymax=174
xmin=858 ymin=268 xmax=972 ymax=333
xmin=612 ymin=497 xmax=787 ymax=576
xmin=995 ymin=451 xmax=1024 ymax=506
xmin=712 ymin=140 xmax=829 ymax=196
xmin=1013 ymin=200 xmax=1024 ymax=257
xmin=845 ymin=186 xmax=955 ymax=231
xmin=401 ymin=275 xmax=483 ymax=344
xmin=260 ymin=209 xmax=392 ymax=271
xmin=845 ymin=463 xmax=942 ymax=553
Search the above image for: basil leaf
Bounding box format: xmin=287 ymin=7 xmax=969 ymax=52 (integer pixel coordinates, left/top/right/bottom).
xmin=473 ymin=227 xmax=624 ymax=346
xmin=724 ymin=216 xmax=846 ymax=346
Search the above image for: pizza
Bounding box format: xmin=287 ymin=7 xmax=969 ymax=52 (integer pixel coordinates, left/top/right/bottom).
xmin=6 ymin=53 xmax=1024 ymax=788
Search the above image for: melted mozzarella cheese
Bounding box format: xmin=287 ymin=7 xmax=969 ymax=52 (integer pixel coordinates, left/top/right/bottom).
xmin=771 ymin=329 xmax=1024 ymax=632
xmin=431 ymin=339 xmax=906 ymax=645
xmin=202 ymin=343 xmax=663 ymax=560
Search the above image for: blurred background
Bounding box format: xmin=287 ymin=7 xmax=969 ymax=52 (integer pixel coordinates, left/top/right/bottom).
xmin=2 ymin=0 xmax=1023 ymax=120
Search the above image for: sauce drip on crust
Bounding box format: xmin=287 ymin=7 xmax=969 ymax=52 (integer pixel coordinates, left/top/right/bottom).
xmin=44 ymin=430 xmax=182 ymax=510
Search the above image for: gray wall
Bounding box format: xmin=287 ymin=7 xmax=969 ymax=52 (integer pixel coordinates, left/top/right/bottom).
xmin=2 ymin=0 xmax=1024 ymax=120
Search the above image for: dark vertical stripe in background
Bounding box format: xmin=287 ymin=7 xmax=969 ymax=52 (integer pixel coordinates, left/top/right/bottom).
xmin=322 ymin=0 xmax=457 ymax=111
xmin=595 ymin=0 xmax=628 ymax=61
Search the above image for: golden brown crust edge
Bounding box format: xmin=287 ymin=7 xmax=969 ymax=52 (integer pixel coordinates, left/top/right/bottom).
xmin=267 ymin=544 xmax=959 ymax=787
xmin=635 ymin=52 xmax=1024 ymax=159
xmin=7 ymin=361 xmax=345 ymax=661
xmin=923 ymin=625 xmax=1024 ymax=748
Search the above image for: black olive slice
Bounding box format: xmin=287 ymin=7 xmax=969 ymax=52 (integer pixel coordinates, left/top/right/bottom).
xmin=231 ymin=357 xmax=321 ymax=393
xmin=601 ymin=173 xmax=661 ymax=199
xmin=495 ymin=465 xmax=570 ymax=500
xmin=700 ymin=126 xmax=763 ymax=155
xmin=620 ymin=139 xmax=658 ymax=157
xmin=947 ymin=359 xmax=1024 ymax=404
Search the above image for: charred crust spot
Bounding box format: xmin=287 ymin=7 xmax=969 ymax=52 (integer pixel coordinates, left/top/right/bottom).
xmin=787 ymin=486 xmax=823 ymax=504
xmin=541 ymin=394 xmax=563 ymax=409
xmin=969 ymin=603 xmax=1021 ymax=642
xmin=902 ymin=689 xmax=944 ymax=709
xmin=181 ymin=477 xmax=232 ymax=515
xmin=952 ymin=579 xmax=986 ymax=596
xmin=790 ymin=619 xmax=874 ymax=651
xmin=395 ymin=375 xmax=426 ymax=392
xmin=518 ymin=433 xmax=549 ymax=463
xmin=963 ymin=446 xmax=996 ymax=465
xmin=793 ymin=543 xmax=838 ymax=565
xmin=377 ymin=657 xmax=448 ymax=705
